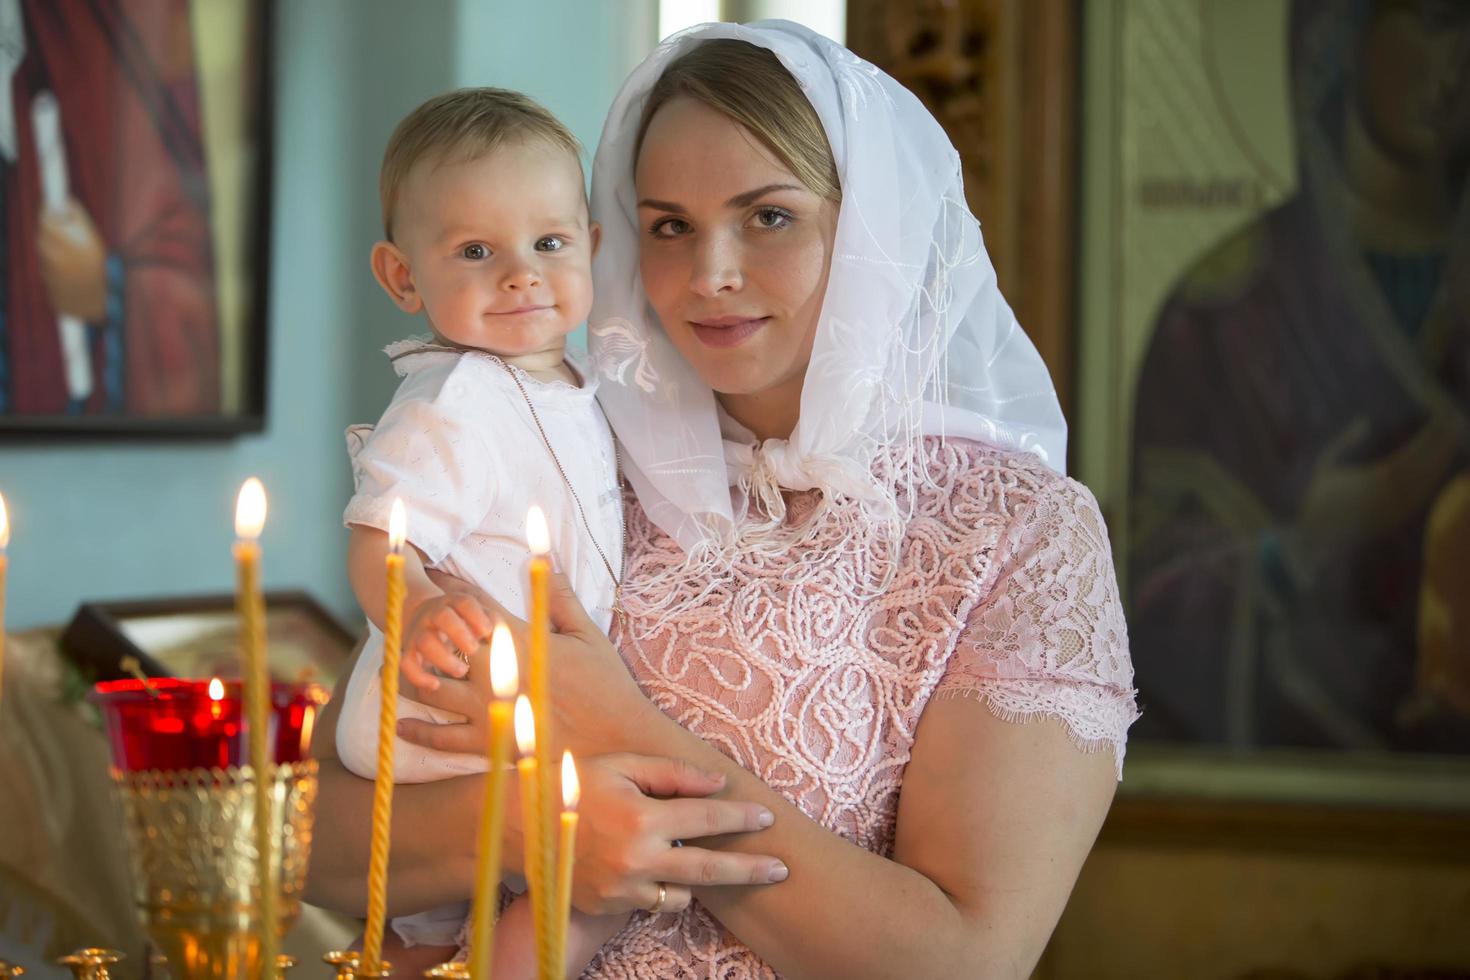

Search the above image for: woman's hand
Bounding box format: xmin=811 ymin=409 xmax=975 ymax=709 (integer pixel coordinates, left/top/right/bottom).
xmin=561 ymin=753 xmax=785 ymax=915
xmin=394 ymin=572 xmax=787 ymax=916
xmin=399 ymin=568 xmax=656 ymax=756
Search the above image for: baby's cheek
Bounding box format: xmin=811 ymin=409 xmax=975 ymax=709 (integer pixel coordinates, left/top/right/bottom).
xmin=566 ymin=269 xmax=596 ymax=323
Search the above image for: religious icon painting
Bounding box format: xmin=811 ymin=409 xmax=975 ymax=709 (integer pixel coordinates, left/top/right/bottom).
xmin=1076 ymin=0 xmax=1470 ymax=762
xmin=0 ymin=0 xmax=272 ymax=434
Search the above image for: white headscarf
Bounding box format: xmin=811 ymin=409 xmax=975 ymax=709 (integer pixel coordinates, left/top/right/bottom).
xmin=589 ymin=19 xmax=1066 ymax=571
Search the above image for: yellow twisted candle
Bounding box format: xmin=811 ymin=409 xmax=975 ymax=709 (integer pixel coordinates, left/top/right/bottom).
xmin=525 ymin=506 xmax=557 ymax=951
xmin=551 ymin=752 xmax=579 ymax=980
xmin=234 ymin=478 xmax=277 ymax=973
xmin=0 ymin=492 xmax=9 ymax=717
xmin=515 ymin=695 xmax=554 ymax=978
xmin=363 ymin=498 xmax=408 ymax=972
xmin=468 ymin=624 xmax=519 ymax=979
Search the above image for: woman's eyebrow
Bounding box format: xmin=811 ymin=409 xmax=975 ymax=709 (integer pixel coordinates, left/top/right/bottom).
xmin=637 ymin=183 xmax=806 ymax=213
xmin=725 ymin=183 xmax=804 ymax=207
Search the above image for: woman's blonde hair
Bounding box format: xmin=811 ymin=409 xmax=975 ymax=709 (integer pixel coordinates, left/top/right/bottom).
xmin=379 ymin=87 xmax=582 ymax=240
xmin=636 ymin=39 xmax=840 ymax=201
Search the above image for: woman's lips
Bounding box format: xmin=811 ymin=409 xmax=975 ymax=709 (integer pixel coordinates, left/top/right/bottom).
xmin=689 ymin=316 xmax=770 ymax=348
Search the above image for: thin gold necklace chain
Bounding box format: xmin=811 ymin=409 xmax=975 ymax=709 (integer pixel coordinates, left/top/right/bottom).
xmin=387 ymin=341 xmax=628 ymax=626
xmin=495 ymin=358 xmax=628 ymax=627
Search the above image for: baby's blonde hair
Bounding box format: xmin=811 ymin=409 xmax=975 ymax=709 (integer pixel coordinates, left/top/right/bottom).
xmin=379 ymin=87 xmax=583 ymax=240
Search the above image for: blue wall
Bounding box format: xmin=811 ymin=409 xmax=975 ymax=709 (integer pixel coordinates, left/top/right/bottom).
xmin=0 ymin=0 xmax=651 ymax=631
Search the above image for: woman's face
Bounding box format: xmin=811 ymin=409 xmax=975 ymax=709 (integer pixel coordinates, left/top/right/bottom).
xmin=1356 ymin=0 xmax=1470 ymax=169
xmin=635 ymin=97 xmax=838 ymax=400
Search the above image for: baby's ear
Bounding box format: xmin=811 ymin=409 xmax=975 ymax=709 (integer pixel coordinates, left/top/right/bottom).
xmin=589 ymin=221 xmax=602 ymax=259
xmin=370 ymin=240 xmax=422 ymax=314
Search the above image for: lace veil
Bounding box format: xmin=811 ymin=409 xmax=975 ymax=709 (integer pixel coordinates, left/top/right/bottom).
xmin=588 ymin=19 xmax=1067 ymax=580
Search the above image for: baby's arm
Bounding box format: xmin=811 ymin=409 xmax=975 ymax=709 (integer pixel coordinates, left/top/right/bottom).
xmin=347 ymin=524 xmax=495 ymax=691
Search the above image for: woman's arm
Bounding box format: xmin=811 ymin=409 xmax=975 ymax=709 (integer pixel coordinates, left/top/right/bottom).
xmin=304 ymin=637 xmax=786 ymax=919
xmin=303 ymin=663 xmax=505 ymax=917
xmin=399 ymin=580 xmax=1114 ymax=974
xmin=404 ymin=567 xmax=1114 ymax=973
xmin=641 ymin=699 xmax=1116 ymax=980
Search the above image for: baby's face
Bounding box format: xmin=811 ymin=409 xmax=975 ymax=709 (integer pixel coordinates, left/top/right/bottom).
xmin=393 ymin=139 xmax=595 ymax=358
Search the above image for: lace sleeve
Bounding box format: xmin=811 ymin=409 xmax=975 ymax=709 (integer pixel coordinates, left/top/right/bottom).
xmin=934 ymin=475 xmax=1140 ymax=778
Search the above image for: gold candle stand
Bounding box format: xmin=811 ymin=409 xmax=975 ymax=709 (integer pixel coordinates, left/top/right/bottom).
xmin=109 ymin=761 xmax=318 ymax=980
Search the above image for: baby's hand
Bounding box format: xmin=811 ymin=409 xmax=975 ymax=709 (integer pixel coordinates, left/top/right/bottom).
xmin=401 ymin=593 xmax=495 ymax=692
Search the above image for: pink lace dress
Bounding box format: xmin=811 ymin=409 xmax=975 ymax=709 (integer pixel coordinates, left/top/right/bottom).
xmin=585 ymin=439 xmax=1139 ymax=978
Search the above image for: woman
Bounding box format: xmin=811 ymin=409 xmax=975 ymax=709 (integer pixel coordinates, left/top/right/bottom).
xmin=306 ymin=21 xmax=1138 ymax=977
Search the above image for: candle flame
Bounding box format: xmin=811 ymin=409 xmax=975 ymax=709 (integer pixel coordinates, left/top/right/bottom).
xmin=526 ymin=506 xmax=549 ymax=556
xmin=514 ymin=695 xmax=535 ymax=756
xmin=562 ymin=751 xmax=579 ymax=810
xmin=490 ymin=623 xmax=519 ymax=700
xmin=208 ymin=677 xmax=225 ymax=701
xmin=388 ymin=498 xmax=407 ymax=553
xmin=235 ymin=478 xmax=267 ymax=540
xmin=0 ymin=491 xmax=9 ymax=550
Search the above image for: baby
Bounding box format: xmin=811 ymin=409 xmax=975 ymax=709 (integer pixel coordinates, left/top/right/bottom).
xmin=338 ymin=88 xmax=628 ymax=977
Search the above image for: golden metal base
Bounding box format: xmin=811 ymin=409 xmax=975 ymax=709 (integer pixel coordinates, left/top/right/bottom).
xmin=56 ymin=949 xmax=123 ymax=980
xmin=322 ymin=950 xmax=410 ymax=979
xmin=349 ymin=967 xmax=394 ymax=980
xmin=111 ymin=762 xmax=318 ymax=980
xmin=322 ymin=950 xmax=361 ymax=980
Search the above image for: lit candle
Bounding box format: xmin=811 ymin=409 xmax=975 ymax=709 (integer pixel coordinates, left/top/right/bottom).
xmin=233 ymin=478 xmax=276 ymax=971
xmin=363 ymin=498 xmax=408 ymax=972
xmin=209 ymin=676 xmax=226 ymax=721
xmin=552 ymin=751 xmax=580 ymax=980
xmin=525 ymin=506 xmax=556 ymax=943
xmin=467 ymin=624 xmax=519 ymax=979
xmin=515 ymin=695 xmax=553 ymax=977
xmin=0 ymin=492 xmax=9 ymax=716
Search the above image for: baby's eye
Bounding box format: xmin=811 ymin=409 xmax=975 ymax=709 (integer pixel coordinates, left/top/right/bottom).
xmin=461 ymin=243 xmax=489 ymax=260
xmin=753 ymin=207 xmax=793 ymax=230
xmin=535 ymin=236 xmax=565 ymax=252
xmin=650 ymin=217 xmax=691 ymax=238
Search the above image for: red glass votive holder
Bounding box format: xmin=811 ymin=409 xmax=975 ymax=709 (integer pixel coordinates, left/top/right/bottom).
xmin=90 ymin=678 xmax=328 ymax=772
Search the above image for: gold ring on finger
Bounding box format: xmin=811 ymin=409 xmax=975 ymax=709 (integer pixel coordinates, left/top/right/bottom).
xmin=646 ymin=882 xmax=667 ymax=915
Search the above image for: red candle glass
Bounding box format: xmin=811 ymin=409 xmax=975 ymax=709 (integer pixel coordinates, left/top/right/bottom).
xmin=91 ymin=678 xmax=329 ymax=773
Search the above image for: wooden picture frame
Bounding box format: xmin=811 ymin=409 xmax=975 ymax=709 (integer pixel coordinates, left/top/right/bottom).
xmin=0 ymin=0 xmax=273 ymax=436
xmin=60 ymin=589 xmax=357 ymax=688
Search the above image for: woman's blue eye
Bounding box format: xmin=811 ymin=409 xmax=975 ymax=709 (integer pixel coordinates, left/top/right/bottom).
xmin=754 ymin=207 xmax=792 ymax=230
xmin=536 ymin=236 xmax=565 ymax=252
xmin=650 ymin=217 xmax=690 ymax=237
xmin=462 ymin=243 xmax=489 ymax=260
